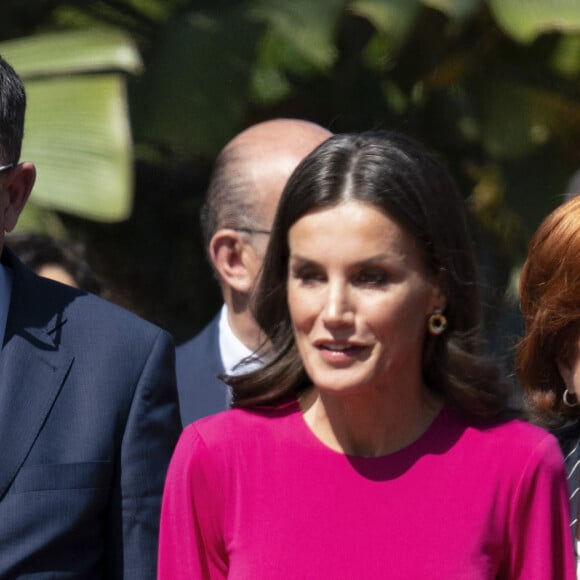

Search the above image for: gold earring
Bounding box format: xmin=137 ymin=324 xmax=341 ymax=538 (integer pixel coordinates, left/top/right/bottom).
xmin=428 ymin=308 xmax=447 ymax=336
xmin=563 ymin=389 xmax=579 ymax=408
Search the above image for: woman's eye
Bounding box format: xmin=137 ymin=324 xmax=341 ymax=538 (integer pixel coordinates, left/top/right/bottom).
xmin=355 ymin=269 xmax=388 ymax=286
xmin=292 ymin=267 xmax=325 ymax=284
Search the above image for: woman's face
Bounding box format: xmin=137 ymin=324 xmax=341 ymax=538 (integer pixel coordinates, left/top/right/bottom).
xmin=287 ymin=200 xmax=443 ymax=397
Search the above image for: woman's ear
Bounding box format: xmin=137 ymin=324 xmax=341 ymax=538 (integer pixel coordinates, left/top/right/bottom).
xmin=2 ymin=162 xmax=36 ymax=232
xmin=429 ymin=282 xmax=447 ymax=315
xmin=557 ymin=356 xmax=575 ymax=395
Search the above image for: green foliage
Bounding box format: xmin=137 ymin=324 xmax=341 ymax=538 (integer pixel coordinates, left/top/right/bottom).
xmin=488 ymin=0 xmax=580 ymax=42
xmin=130 ymin=4 xmax=260 ymax=158
xmin=349 ymin=0 xmax=421 ymax=67
xmin=423 ymin=0 xmax=482 ymax=20
xmin=23 ymin=74 xmax=133 ymax=220
xmin=250 ymin=0 xmax=343 ymax=71
xmin=551 ymin=35 xmax=580 ymax=78
xmin=0 ymin=28 xmax=141 ymax=225
xmin=1 ymin=0 xmax=579 ymax=339
xmin=0 ymin=27 xmax=142 ymax=75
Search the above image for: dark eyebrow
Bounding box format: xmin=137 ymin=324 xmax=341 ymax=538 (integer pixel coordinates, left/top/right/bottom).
xmin=290 ymin=253 xmax=391 ymax=263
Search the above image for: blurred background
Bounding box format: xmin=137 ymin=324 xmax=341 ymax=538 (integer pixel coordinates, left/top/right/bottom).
xmin=1 ymin=0 xmax=579 ymax=364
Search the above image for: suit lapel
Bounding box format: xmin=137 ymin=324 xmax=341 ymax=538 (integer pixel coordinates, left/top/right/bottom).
xmin=0 ymin=249 xmax=74 ymax=500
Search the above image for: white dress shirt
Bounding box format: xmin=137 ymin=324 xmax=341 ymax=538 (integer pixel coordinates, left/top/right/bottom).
xmin=218 ymin=304 xmax=262 ymax=375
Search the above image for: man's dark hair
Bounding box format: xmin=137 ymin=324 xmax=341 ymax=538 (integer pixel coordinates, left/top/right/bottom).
xmin=200 ymin=147 xmax=265 ymax=250
xmin=0 ymin=55 xmax=26 ymax=164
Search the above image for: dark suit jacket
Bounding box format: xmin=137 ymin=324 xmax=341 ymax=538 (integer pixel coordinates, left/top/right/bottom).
xmin=0 ymin=249 xmax=182 ymax=579
xmin=175 ymin=313 xmax=230 ymax=425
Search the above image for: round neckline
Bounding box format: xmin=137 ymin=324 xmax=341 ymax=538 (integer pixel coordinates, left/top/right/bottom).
xmin=288 ymin=398 xmax=450 ymax=462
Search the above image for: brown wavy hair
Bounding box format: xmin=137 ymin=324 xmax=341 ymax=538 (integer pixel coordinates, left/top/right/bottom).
xmin=516 ymin=195 xmax=580 ymax=427
xmin=227 ymin=131 xmax=514 ymax=420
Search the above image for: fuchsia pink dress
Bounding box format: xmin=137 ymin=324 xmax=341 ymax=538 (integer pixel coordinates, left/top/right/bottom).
xmin=159 ymin=401 xmax=575 ymax=579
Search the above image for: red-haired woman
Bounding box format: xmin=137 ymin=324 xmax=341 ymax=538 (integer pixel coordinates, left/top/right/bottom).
xmin=517 ymin=194 xmax=580 ymax=573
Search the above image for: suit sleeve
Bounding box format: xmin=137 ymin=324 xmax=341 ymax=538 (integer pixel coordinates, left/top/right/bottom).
xmin=158 ymin=425 xmax=228 ymax=579
xmin=505 ymin=434 xmax=576 ymax=579
xmin=105 ymin=329 xmax=182 ymax=579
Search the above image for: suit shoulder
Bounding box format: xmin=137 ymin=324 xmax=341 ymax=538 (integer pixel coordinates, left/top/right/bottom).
xmin=36 ymin=277 xmax=170 ymax=345
xmin=175 ymin=315 xmax=221 ymax=374
xmin=177 ymin=315 xmax=220 ymax=355
xmin=77 ymin=292 xmax=159 ymax=331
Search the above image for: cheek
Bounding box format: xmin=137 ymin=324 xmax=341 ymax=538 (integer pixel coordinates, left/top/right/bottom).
xmin=287 ymin=287 xmax=318 ymax=334
xmin=367 ymin=297 xmax=428 ymax=343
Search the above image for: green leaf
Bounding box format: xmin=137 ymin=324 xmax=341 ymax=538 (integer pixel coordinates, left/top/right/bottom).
xmin=479 ymin=80 xmax=580 ymax=159
xmin=0 ymin=29 xmax=140 ymax=222
xmin=488 ymin=0 xmax=580 ymax=43
xmin=422 ymin=0 xmax=481 ymax=20
xmin=250 ymin=0 xmax=344 ymax=70
xmin=551 ymin=34 xmax=580 ymax=78
xmin=251 ymin=64 xmax=293 ymax=105
xmin=0 ymin=27 xmax=142 ymax=76
xmin=14 ymin=202 xmax=68 ymax=239
xmin=349 ymin=0 xmax=421 ymax=65
xmin=131 ymin=6 xmax=260 ymax=158
xmin=21 ymin=74 xmax=133 ymax=221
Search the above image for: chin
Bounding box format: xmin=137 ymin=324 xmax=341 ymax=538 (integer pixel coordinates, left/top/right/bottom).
xmin=311 ymin=375 xmax=378 ymax=397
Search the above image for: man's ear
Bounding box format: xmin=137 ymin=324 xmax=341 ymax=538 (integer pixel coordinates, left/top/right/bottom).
xmin=209 ymin=229 xmax=254 ymax=293
xmin=2 ymin=162 xmax=36 ymax=232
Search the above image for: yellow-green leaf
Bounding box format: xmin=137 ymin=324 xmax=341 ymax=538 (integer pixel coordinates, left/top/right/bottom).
xmin=551 ymin=34 xmax=580 ymax=78
xmin=22 ymin=75 xmax=133 ymax=221
xmin=488 ymin=0 xmax=580 ymax=43
xmin=422 ymin=0 xmax=481 ymax=20
xmin=350 ymin=0 xmax=420 ymax=48
xmin=0 ymin=27 xmax=142 ymax=76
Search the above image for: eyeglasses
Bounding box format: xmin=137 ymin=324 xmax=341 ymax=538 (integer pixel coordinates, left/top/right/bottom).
xmin=234 ymin=227 xmax=271 ymax=236
xmin=0 ymin=163 xmax=15 ymax=175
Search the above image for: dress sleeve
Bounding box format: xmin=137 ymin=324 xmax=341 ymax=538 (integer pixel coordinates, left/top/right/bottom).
xmin=158 ymin=424 xmax=227 ymax=579
xmin=505 ymin=433 xmax=576 ymax=579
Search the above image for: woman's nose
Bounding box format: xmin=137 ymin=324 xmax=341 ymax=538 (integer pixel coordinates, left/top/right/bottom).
xmin=322 ymin=281 xmax=354 ymax=326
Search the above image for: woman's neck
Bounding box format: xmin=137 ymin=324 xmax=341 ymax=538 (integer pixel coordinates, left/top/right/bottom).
xmin=299 ymin=385 xmax=443 ymax=457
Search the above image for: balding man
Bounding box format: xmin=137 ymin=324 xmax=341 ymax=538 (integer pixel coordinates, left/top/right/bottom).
xmin=176 ymin=118 xmax=331 ymax=424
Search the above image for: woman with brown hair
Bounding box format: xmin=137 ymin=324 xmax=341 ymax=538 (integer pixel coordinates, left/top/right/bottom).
xmin=517 ymin=194 xmax=580 ymax=570
xmin=160 ymin=130 xmax=574 ymax=579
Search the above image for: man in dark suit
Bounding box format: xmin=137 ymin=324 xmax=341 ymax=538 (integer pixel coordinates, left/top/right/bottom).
xmin=176 ymin=118 xmax=331 ymax=424
xmin=0 ymin=55 xmax=181 ymax=578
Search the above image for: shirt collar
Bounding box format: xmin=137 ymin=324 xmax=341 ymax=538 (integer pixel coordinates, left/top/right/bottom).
xmin=218 ymin=304 xmax=262 ymax=375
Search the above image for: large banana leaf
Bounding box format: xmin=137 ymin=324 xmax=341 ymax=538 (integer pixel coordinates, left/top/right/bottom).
xmin=0 ymin=28 xmax=141 ymax=223
xmin=488 ymin=0 xmax=580 ymax=43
